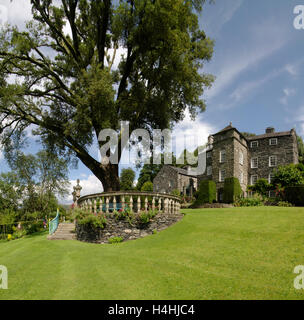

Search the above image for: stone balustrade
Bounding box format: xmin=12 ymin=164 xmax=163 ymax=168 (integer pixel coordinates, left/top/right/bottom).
xmin=77 ymin=191 xmax=181 ymax=215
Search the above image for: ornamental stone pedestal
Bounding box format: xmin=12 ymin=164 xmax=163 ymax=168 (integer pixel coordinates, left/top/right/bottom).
xmin=72 ymin=179 xmax=82 ymax=207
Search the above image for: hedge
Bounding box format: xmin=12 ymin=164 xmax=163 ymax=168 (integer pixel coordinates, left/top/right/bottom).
xmin=284 ymin=185 xmax=304 ymax=206
xmin=193 ymin=180 xmax=216 ymax=207
xmin=223 ymin=177 xmax=243 ymax=203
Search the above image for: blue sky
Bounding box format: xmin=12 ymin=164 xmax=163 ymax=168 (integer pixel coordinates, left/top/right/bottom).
xmin=0 ymin=0 xmax=304 ymax=202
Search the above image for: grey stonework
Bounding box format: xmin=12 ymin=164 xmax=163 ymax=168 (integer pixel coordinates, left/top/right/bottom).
xmin=153 ymin=124 xmax=299 ymax=200
xmin=153 ymin=165 xmax=198 ymax=196
xmin=76 ymin=213 xmax=183 ymax=244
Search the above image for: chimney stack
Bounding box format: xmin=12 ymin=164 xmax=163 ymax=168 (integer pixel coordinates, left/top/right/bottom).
xmin=266 ymin=127 xmax=275 ymax=134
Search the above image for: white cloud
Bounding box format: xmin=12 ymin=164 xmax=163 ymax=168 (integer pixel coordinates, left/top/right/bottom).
xmin=203 ymin=0 xmax=243 ymax=36
xmin=285 ymin=64 xmax=298 ymax=76
xmin=0 ymin=0 xmax=32 ymax=28
xmin=280 ymin=88 xmax=296 ymax=106
xmin=173 ymin=110 xmax=216 ymax=154
xmin=228 ymin=69 xmax=280 ymax=105
xmin=220 ymin=0 xmax=243 ymax=28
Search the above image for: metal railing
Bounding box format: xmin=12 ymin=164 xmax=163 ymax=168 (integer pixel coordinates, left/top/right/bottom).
xmin=49 ymin=209 xmax=59 ymax=235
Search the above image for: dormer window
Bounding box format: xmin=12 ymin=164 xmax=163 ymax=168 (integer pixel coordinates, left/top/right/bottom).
xmin=269 ymin=138 xmax=278 ymax=146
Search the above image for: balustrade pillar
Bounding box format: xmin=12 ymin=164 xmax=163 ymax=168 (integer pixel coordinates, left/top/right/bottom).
xmin=106 ymin=197 xmax=109 ymax=214
xmin=94 ymin=199 xmax=97 ymax=213
xmin=152 ymin=197 xmax=155 ymax=212
xmin=130 ymin=196 xmax=133 ymax=212
xmin=137 ymin=196 xmax=141 ymax=213
xmin=122 ymin=196 xmax=125 ymax=210
xmin=99 ymin=198 xmax=103 ymax=213
xmin=165 ymin=198 xmax=169 ymax=214
xmin=145 ymin=196 xmax=148 ymax=212
xmin=113 ymin=196 xmax=117 ymax=211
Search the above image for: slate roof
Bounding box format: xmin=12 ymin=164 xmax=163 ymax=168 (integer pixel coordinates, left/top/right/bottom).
xmin=213 ymin=123 xmax=294 ymax=141
xmin=168 ymin=166 xmax=198 ymax=177
xmin=247 ymin=131 xmax=292 ymax=140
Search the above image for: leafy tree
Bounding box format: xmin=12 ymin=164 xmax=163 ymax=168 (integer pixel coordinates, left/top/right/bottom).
xmin=136 ymin=163 xmax=162 ymax=190
xmin=241 ymin=132 xmax=256 ymax=138
xmin=141 ymin=181 xmax=153 ymax=192
xmin=248 ymin=178 xmax=271 ymax=197
xmin=297 ymin=136 xmax=304 ymax=164
xmin=0 ymin=0 xmax=214 ymax=191
xmin=120 ymin=167 xmax=135 ymax=191
xmin=0 ymin=172 xmax=23 ymax=211
xmin=6 ymin=150 xmax=70 ymax=213
xmin=272 ymin=164 xmax=304 ymax=188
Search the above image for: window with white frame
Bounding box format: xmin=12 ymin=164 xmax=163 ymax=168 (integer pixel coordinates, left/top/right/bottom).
xmin=220 ymin=150 xmax=226 ymax=163
xmin=269 ymin=156 xmax=277 ymax=167
xmin=251 ymin=141 xmax=259 ymax=148
xmin=219 ymin=169 xmax=226 ymax=182
xmin=239 ymin=151 xmax=244 ymax=165
xmin=251 ymin=175 xmax=258 ymax=185
xmin=240 ymin=171 xmax=244 ymax=184
xmin=269 ymin=190 xmax=276 ymax=198
xmin=251 ymin=157 xmax=258 ymax=168
xmin=268 ymin=172 xmax=275 ymax=184
xmin=269 ymin=138 xmax=278 ymax=146
xmin=207 ymin=166 xmax=212 ymax=176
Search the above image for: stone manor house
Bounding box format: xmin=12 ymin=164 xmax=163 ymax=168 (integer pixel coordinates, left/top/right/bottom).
xmin=153 ymin=124 xmax=299 ymax=201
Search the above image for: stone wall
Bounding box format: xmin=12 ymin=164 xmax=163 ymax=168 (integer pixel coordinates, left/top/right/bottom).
xmin=153 ymin=165 xmax=198 ymax=195
xmin=233 ymin=135 xmax=249 ymax=193
xmin=76 ymin=212 xmax=183 ymax=244
xmin=248 ymin=132 xmax=298 ymax=182
xmin=153 ymin=166 xmax=179 ymax=193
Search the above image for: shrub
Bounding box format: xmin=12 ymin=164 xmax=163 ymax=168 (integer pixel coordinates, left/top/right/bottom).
xmin=171 ymin=189 xmax=181 ymax=197
xmin=193 ymin=180 xmax=216 ymax=207
xmin=137 ymin=209 xmax=158 ymax=227
xmin=108 ymin=236 xmax=123 ymax=244
xmin=224 ymin=178 xmax=243 ymax=203
xmin=284 ymin=185 xmax=304 ymax=206
xmin=141 ymin=181 xmax=154 ymax=192
xmin=234 ymin=194 xmax=263 ymax=207
xmin=77 ymin=214 xmax=107 ymax=229
xmin=272 ymin=164 xmax=304 ymax=187
xmin=248 ymin=179 xmax=272 ymax=197
xmin=277 ymin=201 xmax=293 ymax=207
xmin=113 ymin=209 xmax=126 ymax=221
xmin=23 ymin=221 xmax=44 ymax=234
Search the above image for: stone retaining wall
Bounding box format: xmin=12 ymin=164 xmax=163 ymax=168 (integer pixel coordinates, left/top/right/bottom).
xmin=76 ymin=213 xmax=183 ymax=244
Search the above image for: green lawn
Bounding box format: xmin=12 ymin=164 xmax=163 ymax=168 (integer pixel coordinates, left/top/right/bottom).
xmin=1 ymin=207 xmax=304 ymax=300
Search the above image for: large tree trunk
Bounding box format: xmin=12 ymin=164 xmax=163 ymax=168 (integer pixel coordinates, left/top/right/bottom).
xmin=75 ymin=151 xmax=120 ymax=192
xmin=98 ymin=163 xmax=120 ymax=192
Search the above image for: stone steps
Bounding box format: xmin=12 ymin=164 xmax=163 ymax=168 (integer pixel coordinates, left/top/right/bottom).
xmin=47 ymin=223 xmax=76 ymax=240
